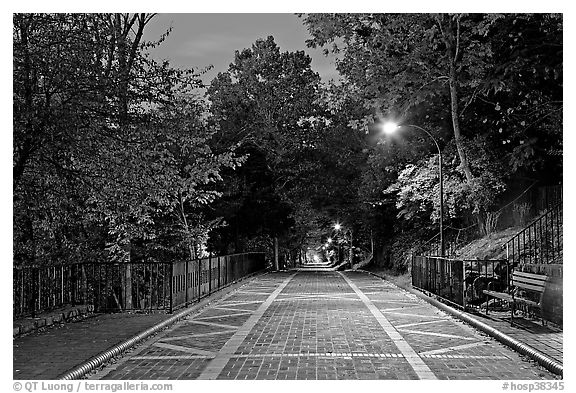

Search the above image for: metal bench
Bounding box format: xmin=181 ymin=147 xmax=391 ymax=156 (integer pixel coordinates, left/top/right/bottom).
xmin=483 ymin=270 xmax=548 ymax=325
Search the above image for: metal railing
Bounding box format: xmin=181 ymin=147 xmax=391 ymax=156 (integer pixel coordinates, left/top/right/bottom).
xmin=411 ymin=255 xmax=509 ymax=310
xmin=505 ymin=202 xmax=563 ymax=267
xmin=13 ymin=263 xmax=92 ymax=319
xmin=170 ymin=252 xmax=265 ymax=312
xmin=13 ymin=252 xmax=266 ymax=319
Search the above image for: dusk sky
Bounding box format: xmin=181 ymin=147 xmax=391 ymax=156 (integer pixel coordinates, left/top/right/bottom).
xmin=143 ymin=13 xmax=340 ymax=86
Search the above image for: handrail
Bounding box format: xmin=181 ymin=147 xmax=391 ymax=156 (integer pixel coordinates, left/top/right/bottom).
xmin=13 ymin=252 xmax=267 ymax=270
xmin=505 ymin=202 xmax=563 ymax=266
xmin=506 ymin=202 xmax=561 ymax=244
xmin=13 ymin=252 xmax=267 ymax=319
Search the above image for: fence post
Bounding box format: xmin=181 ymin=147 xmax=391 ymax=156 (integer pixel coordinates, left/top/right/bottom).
xmin=209 ymin=254 xmax=212 ymax=295
xmin=217 ymin=253 xmax=221 ymax=289
xmin=97 ymin=264 xmax=102 ymax=312
xmin=20 ymin=270 xmax=24 ymax=316
xmin=60 ymin=265 xmax=64 ymax=309
xmin=33 ymin=267 xmax=39 ymax=317
xmin=462 ymin=260 xmax=466 ymax=309
xmin=411 ymin=255 xmax=414 ymax=287
xmin=169 ymin=262 xmax=174 ymax=313
xmin=185 ymin=259 xmax=189 ymax=306
xmin=71 ymin=264 xmax=77 ymax=306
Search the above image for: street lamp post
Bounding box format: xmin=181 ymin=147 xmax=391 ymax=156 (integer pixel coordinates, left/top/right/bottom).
xmin=383 ymin=122 xmax=445 ymax=257
xmin=334 ymin=222 xmax=353 ymax=268
xmin=333 ymin=224 xmax=342 ymax=264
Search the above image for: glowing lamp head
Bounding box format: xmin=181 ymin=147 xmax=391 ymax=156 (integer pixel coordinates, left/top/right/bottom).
xmin=382 ymin=121 xmax=399 ymax=135
xmin=327 ymin=237 xmax=333 ymax=243
xmin=334 ymin=223 xmax=342 ymax=231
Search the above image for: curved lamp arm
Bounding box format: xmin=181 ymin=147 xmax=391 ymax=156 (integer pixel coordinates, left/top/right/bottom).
xmin=405 ymin=124 xmax=442 ymax=156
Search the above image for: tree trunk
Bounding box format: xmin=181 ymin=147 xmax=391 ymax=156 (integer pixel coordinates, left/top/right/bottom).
xmin=14 ymin=15 xmax=35 ymax=189
xmin=441 ymin=14 xmax=484 ymax=230
xmin=445 ymin=31 xmax=474 ymax=183
xmin=448 ymin=66 xmax=473 ymax=182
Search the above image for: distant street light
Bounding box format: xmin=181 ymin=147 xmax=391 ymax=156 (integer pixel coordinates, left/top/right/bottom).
xmin=334 ymin=223 xmax=342 ymax=231
xmin=382 ymin=122 xmax=445 ymax=256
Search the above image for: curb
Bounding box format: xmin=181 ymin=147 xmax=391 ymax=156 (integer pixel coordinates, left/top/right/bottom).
xmin=361 ymin=270 xmax=563 ymax=377
xmin=57 ymin=270 xmax=268 ymax=380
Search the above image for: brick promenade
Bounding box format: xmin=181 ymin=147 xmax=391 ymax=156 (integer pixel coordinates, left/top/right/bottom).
xmin=86 ymin=271 xmax=556 ymax=380
xmin=13 ymin=313 xmax=171 ymax=379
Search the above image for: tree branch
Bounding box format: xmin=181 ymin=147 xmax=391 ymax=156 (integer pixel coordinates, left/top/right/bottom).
xmin=454 ymin=15 xmax=461 ymax=63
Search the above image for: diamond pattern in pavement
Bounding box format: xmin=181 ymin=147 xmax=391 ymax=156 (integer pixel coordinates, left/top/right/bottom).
xmin=92 ymin=271 xmax=556 ymax=380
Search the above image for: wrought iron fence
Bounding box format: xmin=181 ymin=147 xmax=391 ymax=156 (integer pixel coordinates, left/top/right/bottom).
xmin=13 ymin=263 xmax=90 ymax=319
xmin=421 ymin=184 xmax=563 ymax=258
xmin=505 ymin=202 xmax=563 ymax=267
xmin=170 ymin=252 xmax=265 ymax=312
xmin=13 ymin=252 xmax=266 ymax=319
xmin=411 ymin=255 xmax=509 ymax=310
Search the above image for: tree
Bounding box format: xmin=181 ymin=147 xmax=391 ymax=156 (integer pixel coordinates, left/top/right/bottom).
xmin=303 ymin=14 xmax=495 ymax=200
xmin=206 ymin=36 xmax=325 ymax=257
xmin=13 ymin=13 xmax=240 ymax=278
xmin=475 ymin=14 xmax=562 ymax=178
xmin=298 ymin=13 xmax=561 ymax=268
xmin=302 ymin=13 xmax=562 ymax=230
xmin=14 ymin=13 xmax=116 ymax=265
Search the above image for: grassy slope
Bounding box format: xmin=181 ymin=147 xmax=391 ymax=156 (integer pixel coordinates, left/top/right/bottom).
xmin=453 ymin=227 xmax=521 ymax=260
xmin=366 ymin=227 xmax=523 ymax=288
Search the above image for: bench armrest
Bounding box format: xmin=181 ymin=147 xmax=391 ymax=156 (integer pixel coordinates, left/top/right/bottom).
xmin=487 ymin=280 xmax=508 ymax=293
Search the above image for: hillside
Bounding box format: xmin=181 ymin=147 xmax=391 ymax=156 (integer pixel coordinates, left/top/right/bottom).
xmin=452 ymin=227 xmax=522 ymax=260
xmin=366 ymin=227 xmax=523 ymax=287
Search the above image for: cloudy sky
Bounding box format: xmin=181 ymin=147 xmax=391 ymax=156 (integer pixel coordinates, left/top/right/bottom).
xmin=143 ymin=13 xmax=340 ymax=86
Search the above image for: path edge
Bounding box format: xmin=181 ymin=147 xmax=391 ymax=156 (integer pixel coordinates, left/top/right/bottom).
xmin=56 ymin=270 xmax=268 ymax=380
xmin=359 ymin=269 xmax=563 ymax=377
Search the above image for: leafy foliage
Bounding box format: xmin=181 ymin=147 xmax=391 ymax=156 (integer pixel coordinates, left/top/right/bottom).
xmin=13 ymin=13 xmax=239 ymax=266
xmin=387 ymin=136 xmax=507 ymax=226
xmin=13 ymin=13 xmax=562 ymax=276
xmin=301 ymin=13 xmax=562 ymax=264
xmin=206 ymin=36 xmax=331 ymax=256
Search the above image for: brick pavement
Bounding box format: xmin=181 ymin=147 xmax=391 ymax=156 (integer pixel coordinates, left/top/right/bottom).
xmin=90 ymin=271 xmax=557 ymax=380
xmin=468 ymin=310 xmax=562 ymax=365
xmin=13 ymin=313 xmax=171 ymax=379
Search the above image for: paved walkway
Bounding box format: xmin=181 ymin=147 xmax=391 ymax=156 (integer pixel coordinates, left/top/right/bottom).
xmin=468 ymin=309 xmax=563 ymax=365
xmin=13 ymin=313 xmax=171 ymax=379
xmin=365 ymin=270 xmax=563 ymax=367
xmin=81 ymin=271 xmax=556 ymax=380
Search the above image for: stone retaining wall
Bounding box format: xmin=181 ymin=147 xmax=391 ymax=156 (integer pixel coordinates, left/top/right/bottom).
xmin=13 ymin=304 xmax=95 ymax=337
